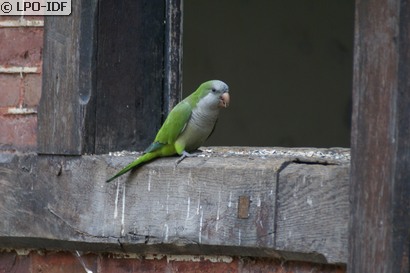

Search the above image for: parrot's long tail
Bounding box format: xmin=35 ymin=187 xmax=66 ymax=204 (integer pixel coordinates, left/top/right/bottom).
xmin=106 ymin=152 xmax=159 ymax=183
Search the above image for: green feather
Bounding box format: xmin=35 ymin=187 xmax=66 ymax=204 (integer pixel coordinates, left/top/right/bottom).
xmin=154 ymin=101 xmax=192 ymax=145
xmin=106 ymin=152 xmax=158 ymax=183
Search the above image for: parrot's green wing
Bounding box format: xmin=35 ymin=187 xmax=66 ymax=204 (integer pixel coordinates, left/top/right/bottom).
xmin=145 ymin=101 xmax=192 ymax=154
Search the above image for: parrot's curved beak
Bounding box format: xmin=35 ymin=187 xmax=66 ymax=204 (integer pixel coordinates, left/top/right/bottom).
xmin=219 ymin=92 xmax=230 ymax=108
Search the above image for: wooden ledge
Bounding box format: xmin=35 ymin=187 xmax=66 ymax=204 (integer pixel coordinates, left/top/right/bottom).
xmin=0 ymin=147 xmax=349 ymax=264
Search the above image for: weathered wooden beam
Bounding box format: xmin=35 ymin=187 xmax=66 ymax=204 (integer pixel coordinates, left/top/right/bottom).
xmin=350 ymin=0 xmax=410 ymax=272
xmin=276 ymin=163 xmax=349 ymax=263
xmin=0 ymin=147 xmax=349 ymax=264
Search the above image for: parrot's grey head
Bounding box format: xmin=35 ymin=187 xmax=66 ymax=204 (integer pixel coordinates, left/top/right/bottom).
xmin=199 ymin=80 xmax=230 ymax=109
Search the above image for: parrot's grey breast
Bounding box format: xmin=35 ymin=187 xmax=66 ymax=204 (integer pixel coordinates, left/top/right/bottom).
xmin=177 ymin=93 xmax=220 ymax=151
xmin=191 ymin=94 xmax=220 ymax=128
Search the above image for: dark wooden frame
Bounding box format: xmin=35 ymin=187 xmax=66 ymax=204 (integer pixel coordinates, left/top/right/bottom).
xmin=38 ymin=0 xmax=182 ymax=155
xmin=349 ymin=0 xmax=410 ymax=272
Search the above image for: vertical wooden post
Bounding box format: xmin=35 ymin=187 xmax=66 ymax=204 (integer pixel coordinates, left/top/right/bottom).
xmin=38 ymin=0 xmax=98 ymax=155
xmin=38 ymin=0 xmax=182 ymax=155
xmin=349 ymin=0 xmax=410 ymax=272
xmin=163 ymin=0 xmax=183 ymax=117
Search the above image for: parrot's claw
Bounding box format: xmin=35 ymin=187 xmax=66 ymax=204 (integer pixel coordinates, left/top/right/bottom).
xmin=175 ymin=151 xmax=195 ymax=166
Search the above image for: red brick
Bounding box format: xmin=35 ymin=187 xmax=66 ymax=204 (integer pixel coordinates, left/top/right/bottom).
xmin=0 ymin=16 xmax=44 ymax=23
xmin=170 ymin=259 xmax=238 ymax=273
xmin=0 ymin=16 xmax=17 ymax=21
xmin=100 ymin=255 xmax=169 ymax=273
xmin=0 ymin=114 xmax=37 ymax=151
xmin=0 ymin=251 xmax=347 ymax=273
xmin=32 ymin=252 xmax=98 ymax=273
xmin=24 ymin=73 xmax=42 ymax=106
xmin=0 ymin=27 xmax=43 ymax=67
xmin=0 ymin=251 xmax=31 ymax=273
xmin=0 ymin=74 xmax=21 ymax=107
xmin=239 ymin=258 xmax=346 ymax=273
xmin=23 ymin=15 xmax=45 ymax=21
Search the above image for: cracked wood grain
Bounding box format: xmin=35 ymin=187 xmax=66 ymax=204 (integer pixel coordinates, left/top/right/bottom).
xmin=0 ymin=147 xmax=348 ymax=263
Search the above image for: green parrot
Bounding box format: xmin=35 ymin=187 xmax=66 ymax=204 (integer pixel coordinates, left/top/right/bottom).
xmin=106 ymin=80 xmax=230 ymax=183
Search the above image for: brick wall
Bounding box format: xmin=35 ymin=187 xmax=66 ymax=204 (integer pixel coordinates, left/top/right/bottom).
xmin=0 ymin=250 xmax=346 ymax=273
xmin=0 ymin=16 xmax=43 ymax=152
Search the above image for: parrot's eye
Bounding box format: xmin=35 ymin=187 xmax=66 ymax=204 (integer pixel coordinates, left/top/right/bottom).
xmin=211 ymin=88 xmax=216 ymax=93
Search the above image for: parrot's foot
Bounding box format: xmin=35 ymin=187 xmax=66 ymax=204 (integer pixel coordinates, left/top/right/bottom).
xmin=175 ymin=151 xmax=196 ymax=166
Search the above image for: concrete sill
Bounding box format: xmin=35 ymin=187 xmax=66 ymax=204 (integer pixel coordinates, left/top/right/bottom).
xmin=0 ymin=147 xmax=349 ymax=264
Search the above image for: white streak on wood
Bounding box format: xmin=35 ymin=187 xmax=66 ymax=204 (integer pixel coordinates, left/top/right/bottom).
xmin=121 ymin=183 xmax=126 ymax=236
xmin=216 ymin=190 xmax=221 ymax=231
xmin=114 ymin=182 xmax=120 ymax=219
xmin=199 ymin=207 xmax=203 ymax=243
xmin=186 ymin=197 xmax=191 ymax=220
xmin=164 ymin=224 xmax=169 ymax=242
xmin=196 ymin=188 xmax=201 ymax=215
xmin=166 ymin=180 xmax=170 ymax=214
xmin=228 ymin=192 xmax=232 ymax=207
xmin=238 ymin=229 xmax=241 ymax=245
xmin=257 ymin=177 xmax=262 ymax=207
xmin=187 ymin=170 xmax=192 ymax=185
